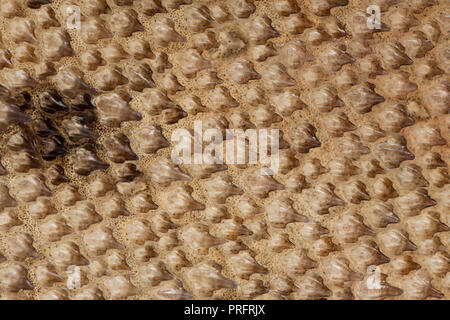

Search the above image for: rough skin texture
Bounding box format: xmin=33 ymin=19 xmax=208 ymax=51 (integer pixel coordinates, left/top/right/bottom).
xmin=0 ymin=0 xmax=448 ymax=300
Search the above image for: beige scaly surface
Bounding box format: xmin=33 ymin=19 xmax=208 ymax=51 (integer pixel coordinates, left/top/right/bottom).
xmin=0 ymin=0 xmax=448 ymax=300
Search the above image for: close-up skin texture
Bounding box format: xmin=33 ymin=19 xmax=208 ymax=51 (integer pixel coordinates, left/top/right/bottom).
xmin=0 ymin=0 xmax=448 ymax=300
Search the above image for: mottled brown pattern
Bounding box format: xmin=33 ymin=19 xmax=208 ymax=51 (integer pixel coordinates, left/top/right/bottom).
xmin=0 ymin=0 xmax=448 ymax=300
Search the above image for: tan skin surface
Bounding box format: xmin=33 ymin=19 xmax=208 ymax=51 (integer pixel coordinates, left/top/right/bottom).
xmin=0 ymin=0 xmax=448 ymax=300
